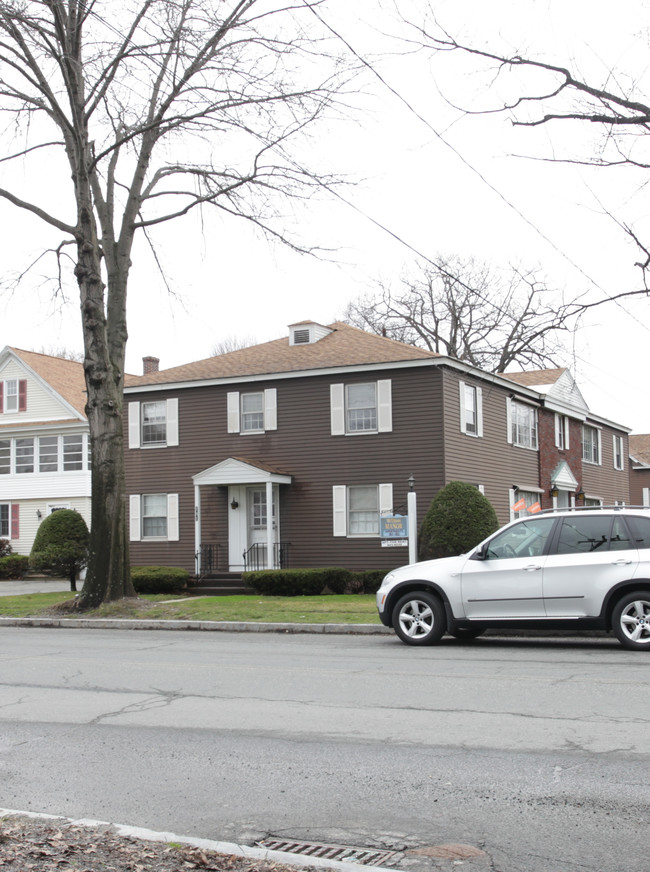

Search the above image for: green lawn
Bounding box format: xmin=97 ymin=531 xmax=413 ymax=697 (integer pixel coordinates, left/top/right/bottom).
xmin=0 ymin=592 xmax=381 ymax=623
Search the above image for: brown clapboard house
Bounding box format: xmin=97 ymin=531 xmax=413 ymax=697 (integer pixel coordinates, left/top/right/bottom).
xmin=123 ymin=321 xmax=631 ymax=578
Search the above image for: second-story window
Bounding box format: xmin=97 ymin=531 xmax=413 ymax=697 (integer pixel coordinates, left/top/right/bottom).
xmin=509 ymin=400 xmax=538 ymax=450
xmin=0 ymin=440 xmax=9 ymax=475
xmin=582 ymin=425 xmax=601 ymax=465
xmin=241 ymin=392 xmax=265 ymax=432
xmin=459 ymin=381 xmax=483 ymax=437
xmin=613 ymin=435 xmax=624 ymax=471
xmin=555 ymin=414 xmax=570 ymax=450
xmin=142 ymin=401 xmax=167 ymax=445
xmin=15 ymin=438 xmax=34 ymax=474
xmin=346 ymin=383 xmax=377 ymax=432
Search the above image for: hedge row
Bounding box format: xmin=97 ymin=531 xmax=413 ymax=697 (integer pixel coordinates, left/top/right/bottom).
xmin=0 ymin=555 xmax=30 ymax=579
xmin=130 ymin=565 xmax=190 ymax=594
xmin=243 ymin=567 xmax=388 ymax=597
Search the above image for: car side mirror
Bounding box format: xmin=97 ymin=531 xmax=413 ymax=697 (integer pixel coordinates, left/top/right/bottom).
xmin=472 ymin=543 xmax=488 ymax=561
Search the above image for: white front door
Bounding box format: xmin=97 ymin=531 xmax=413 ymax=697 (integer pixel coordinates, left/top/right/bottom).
xmin=246 ymin=486 xmax=278 ymax=569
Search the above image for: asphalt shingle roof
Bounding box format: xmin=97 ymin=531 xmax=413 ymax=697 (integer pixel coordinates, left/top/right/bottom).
xmin=9 ymin=347 xmax=87 ymax=418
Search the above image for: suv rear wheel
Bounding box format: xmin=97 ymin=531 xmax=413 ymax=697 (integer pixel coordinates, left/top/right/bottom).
xmin=392 ymin=591 xmax=446 ymax=646
xmin=612 ymin=591 xmax=650 ymax=650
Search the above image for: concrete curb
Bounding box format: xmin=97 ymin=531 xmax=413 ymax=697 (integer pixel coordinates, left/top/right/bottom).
xmin=0 ymin=616 xmax=391 ymax=635
xmin=0 ymin=808 xmax=394 ymax=872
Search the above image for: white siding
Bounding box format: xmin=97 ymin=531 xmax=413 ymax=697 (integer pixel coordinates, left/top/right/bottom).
xmin=7 ymin=497 xmax=91 ymax=556
xmin=0 ymin=359 xmax=81 ymax=422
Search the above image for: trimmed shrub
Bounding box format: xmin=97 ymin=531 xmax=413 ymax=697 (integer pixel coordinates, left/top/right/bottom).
xmin=0 ymin=538 xmax=12 ymax=558
xmin=131 ymin=566 xmax=189 ymax=594
xmin=418 ymin=480 xmax=499 ymax=561
xmin=0 ymin=554 xmax=30 ymax=579
xmin=244 ymin=567 xmax=352 ymax=597
xmin=348 ymin=569 xmax=389 ymax=594
xmin=30 ymin=509 xmax=89 ymax=592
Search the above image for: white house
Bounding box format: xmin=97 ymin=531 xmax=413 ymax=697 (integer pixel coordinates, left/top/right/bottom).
xmin=0 ymin=347 xmax=91 ymax=555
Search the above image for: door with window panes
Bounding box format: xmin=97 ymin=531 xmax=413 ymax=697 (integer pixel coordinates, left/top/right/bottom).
xmin=247 ymin=487 xmax=278 ymax=566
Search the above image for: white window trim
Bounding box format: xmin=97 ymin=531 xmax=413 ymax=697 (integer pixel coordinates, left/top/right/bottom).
xmin=128 ymin=399 xmax=179 ymax=449
xmin=613 ymin=434 xmax=625 ymax=471
xmin=332 ymin=483 xmax=392 ymax=538
xmin=459 ymin=381 xmax=483 ymax=437
xmin=129 ymin=493 xmax=179 ymax=541
xmin=582 ymin=424 xmax=602 ymax=466
xmin=330 ymin=380 xmax=392 ymax=436
xmin=227 ymin=389 xmax=277 ymax=434
xmin=506 ymin=397 xmax=538 ymax=450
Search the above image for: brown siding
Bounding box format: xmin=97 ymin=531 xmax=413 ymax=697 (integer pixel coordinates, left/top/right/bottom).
xmin=441 ymin=369 xmax=539 ymax=523
xmin=581 ymin=424 xmax=630 ymax=504
xmin=125 ymin=366 xmax=446 ymax=573
xmin=630 ymin=466 xmax=650 ymax=505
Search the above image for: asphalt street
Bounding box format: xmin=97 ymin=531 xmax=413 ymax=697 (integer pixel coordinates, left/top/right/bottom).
xmin=1 ymin=626 xmax=649 ymax=872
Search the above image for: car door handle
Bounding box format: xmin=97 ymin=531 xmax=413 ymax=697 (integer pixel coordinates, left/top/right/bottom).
xmin=524 ymin=564 xmax=542 ymax=571
xmin=612 ymin=559 xmax=633 ymax=565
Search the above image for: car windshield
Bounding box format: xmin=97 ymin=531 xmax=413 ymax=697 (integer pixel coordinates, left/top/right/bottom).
xmin=484 ymin=517 xmax=555 ymax=560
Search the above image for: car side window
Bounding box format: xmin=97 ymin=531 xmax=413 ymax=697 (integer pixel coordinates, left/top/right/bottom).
xmin=609 ymin=517 xmax=635 ymax=551
xmin=556 ymin=516 xmax=613 ymax=554
xmin=485 ymin=517 xmax=555 ymax=560
xmin=625 ymin=515 xmax=650 ymax=549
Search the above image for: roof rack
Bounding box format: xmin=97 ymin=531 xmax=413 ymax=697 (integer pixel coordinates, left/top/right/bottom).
xmin=524 ymin=505 xmax=648 ymax=515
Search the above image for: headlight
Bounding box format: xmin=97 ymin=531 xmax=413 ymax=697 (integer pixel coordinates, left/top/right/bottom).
xmin=380 ymin=573 xmax=394 ymax=589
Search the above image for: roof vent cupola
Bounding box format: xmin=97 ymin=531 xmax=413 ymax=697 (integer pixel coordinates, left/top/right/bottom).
xmin=288 ymin=321 xmax=333 ymax=347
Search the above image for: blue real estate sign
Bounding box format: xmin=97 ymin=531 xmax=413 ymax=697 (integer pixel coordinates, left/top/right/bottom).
xmin=380 ymin=514 xmax=408 ymax=546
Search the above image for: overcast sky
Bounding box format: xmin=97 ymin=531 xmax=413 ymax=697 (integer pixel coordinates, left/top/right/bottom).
xmin=2 ymin=0 xmax=650 ymax=433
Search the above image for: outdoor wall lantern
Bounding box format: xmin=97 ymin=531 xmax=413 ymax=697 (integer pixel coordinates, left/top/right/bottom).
xmin=36 ymin=509 xmax=42 ymax=520
xmin=407 ymin=474 xmax=415 ymax=492
xmin=576 ymin=489 xmax=585 ymax=500
xmin=230 ymin=499 xmax=239 ymax=510
xmin=550 ymin=486 xmax=559 ymax=499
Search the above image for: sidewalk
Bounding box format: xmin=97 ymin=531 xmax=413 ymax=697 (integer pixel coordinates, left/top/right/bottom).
xmin=0 ymin=578 xmax=70 ymax=596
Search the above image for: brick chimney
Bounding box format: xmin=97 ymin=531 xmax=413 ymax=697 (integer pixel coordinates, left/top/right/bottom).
xmin=142 ymin=356 xmax=160 ymax=374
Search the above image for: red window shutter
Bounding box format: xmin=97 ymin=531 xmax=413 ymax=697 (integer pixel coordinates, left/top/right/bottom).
xmin=18 ymin=379 xmax=27 ymax=411
xmin=10 ymin=504 xmax=19 ymax=539
xmin=0 ymin=382 xmax=3 ymax=413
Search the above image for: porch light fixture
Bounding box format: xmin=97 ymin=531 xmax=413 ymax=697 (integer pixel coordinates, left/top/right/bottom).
xmin=36 ymin=510 xmax=42 ymax=520
xmin=230 ymin=499 xmax=239 ymax=510
xmin=550 ymin=486 xmax=559 ymax=499
xmin=407 ymin=474 xmax=415 ymax=492
xmin=576 ymin=489 xmax=585 ymax=500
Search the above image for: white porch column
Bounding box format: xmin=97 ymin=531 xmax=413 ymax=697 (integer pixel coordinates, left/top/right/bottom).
xmin=194 ymin=484 xmax=201 ymax=574
xmin=408 ymin=490 xmax=417 ymax=565
xmin=266 ymin=480 xmax=273 ymax=570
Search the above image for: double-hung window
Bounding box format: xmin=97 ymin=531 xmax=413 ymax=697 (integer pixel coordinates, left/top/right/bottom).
xmin=459 ymin=381 xmax=483 ymax=437
xmin=63 ymin=435 xmax=83 ymax=470
xmin=227 ymin=389 xmax=277 ymax=434
xmin=0 ymin=504 xmax=8 ymax=538
xmin=332 ymin=483 xmax=393 ymax=537
xmin=330 ymin=380 xmax=392 ymax=435
xmin=128 ymin=399 xmax=179 ymax=448
xmin=507 ymin=400 xmax=538 ymax=450
xmin=142 ymin=401 xmax=168 ymax=445
xmin=15 ymin=438 xmax=34 ymax=474
xmin=129 ymin=493 xmax=179 ymax=541
xmin=0 ymin=440 xmax=10 ymax=475
xmin=0 ymin=378 xmax=26 ymax=414
xmin=555 ymin=414 xmax=570 ymax=450
xmin=613 ymin=435 xmax=624 ymax=471
xmin=582 ymin=425 xmax=601 ymax=465
xmin=39 ymin=436 xmax=59 ymax=472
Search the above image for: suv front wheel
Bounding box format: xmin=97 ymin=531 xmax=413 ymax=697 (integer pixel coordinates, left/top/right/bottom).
xmin=392 ymin=591 xmax=446 ymax=646
xmin=612 ymin=591 xmax=650 ymax=650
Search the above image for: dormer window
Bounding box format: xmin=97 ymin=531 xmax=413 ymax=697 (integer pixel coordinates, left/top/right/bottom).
xmin=288 ymin=321 xmax=333 ymax=346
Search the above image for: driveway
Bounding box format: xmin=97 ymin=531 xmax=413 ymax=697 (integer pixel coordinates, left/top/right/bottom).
xmin=0 ymin=578 xmax=70 ymax=596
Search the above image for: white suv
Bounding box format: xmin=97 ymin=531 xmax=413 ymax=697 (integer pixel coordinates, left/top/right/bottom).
xmin=376 ymin=507 xmax=650 ymax=650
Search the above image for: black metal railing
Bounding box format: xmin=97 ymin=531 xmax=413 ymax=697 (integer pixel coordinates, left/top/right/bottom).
xmin=195 ymin=543 xmax=223 ymax=578
xmin=243 ymin=542 xmax=291 ymax=571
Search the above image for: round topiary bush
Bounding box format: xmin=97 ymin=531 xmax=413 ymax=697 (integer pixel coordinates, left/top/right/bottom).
xmin=418 ymin=481 xmax=499 ymax=561
xmin=30 ymin=509 xmax=89 ymax=592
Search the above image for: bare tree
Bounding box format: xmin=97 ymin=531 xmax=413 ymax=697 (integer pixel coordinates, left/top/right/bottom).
xmin=413 ymin=21 xmax=650 ymax=297
xmin=345 ymin=257 xmax=577 ymax=373
xmin=0 ymin=0 xmax=353 ymax=608
xmin=211 ymin=335 xmax=257 ymax=356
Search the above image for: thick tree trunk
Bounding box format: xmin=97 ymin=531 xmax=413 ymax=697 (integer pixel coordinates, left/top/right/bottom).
xmin=72 ymin=200 xmax=135 ymax=608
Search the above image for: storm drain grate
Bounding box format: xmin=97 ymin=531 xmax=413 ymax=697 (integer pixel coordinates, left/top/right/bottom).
xmin=257 ymin=839 xmax=397 ymax=866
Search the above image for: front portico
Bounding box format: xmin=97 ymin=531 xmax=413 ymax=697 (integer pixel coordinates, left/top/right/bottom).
xmin=193 ymin=457 xmax=292 ymax=573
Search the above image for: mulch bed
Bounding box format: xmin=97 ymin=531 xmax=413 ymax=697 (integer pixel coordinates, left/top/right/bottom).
xmin=0 ymin=815 xmax=310 ymax=872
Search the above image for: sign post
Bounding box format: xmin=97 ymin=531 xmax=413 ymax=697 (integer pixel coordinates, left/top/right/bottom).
xmin=407 ymin=473 xmax=417 ymax=565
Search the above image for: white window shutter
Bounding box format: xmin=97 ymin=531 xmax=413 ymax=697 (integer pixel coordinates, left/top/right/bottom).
xmin=129 ymin=495 xmax=141 ymax=541
xmin=377 ymin=380 xmax=392 ymax=432
xmin=330 ymin=384 xmax=345 ymax=436
xmin=167 ymin=494 xmax=179 ymax=541
xmin=643 ymin=488 xmax=650 ymax=507
xmin=476 ymin=386 xmax=483 ymax=437
xmin=459 ymin=381 xmax=466 ymax=433
xmin=332 ymin=485 xmax=347 ymax=536
xmin=166 ymin=398 xmax=179 ymax=446
xmin=379 ymin=483 xmax=393 ymax=516
xmin=264 ymin=388 xmax=277 ymax=431
xmin=506 ymin=398 xmax=513 ymax=444
xmin=227 ymin=392 xmax=240 ymax=433
xmin=128 ymin=402 xmax=140 ymax=449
